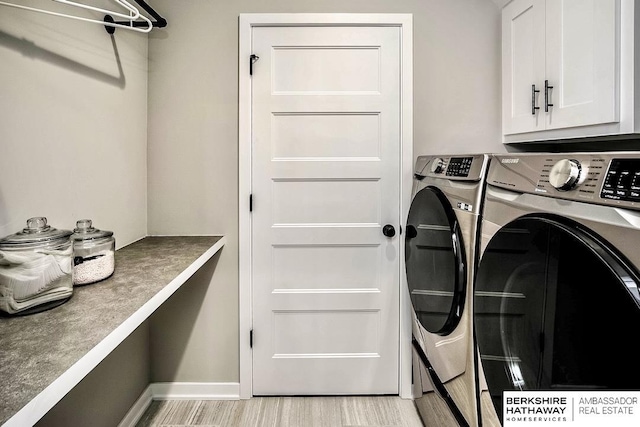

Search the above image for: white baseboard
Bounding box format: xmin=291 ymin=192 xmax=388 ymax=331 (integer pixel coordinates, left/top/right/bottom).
xmin=151 ymin=382 xmax=241 ymax=400
xmin=118 ymin=385 xmax=153 ymax=427
xmin=118 ymin=382 xmax=240 ymax=427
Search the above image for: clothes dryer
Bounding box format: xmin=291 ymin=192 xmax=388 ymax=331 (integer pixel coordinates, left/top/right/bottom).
xmin=474 ymin=153 xmax=640 ymax=426
xmin=406 ymin=154 xmax=489 ymax=427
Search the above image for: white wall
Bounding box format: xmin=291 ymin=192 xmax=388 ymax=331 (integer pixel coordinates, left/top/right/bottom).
xmin=0 ymin=0 xmax=148 ymax=248
xmin=147 ymin=0 xmax=503 ymax=384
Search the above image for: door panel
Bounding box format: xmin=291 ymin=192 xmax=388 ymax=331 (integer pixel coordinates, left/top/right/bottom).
xmin=272 ymin=46 xmax=381 ymax=93
xmin=251 ymin=26 xmax=400 ymax=395
xmin=272 ymin=180 xmax=380 ymax=224
xmin=545 ymin=0 xmax=618 ymax=129
xmin=502 ymin=0 xmax=546 ymax=135
xmin=273 ymin=310 xmax=381 ymax=355
xmin=272 ymin=245 xmax=380 ymax=290
xmin=271 ymin=113 xmax=380 ymax=159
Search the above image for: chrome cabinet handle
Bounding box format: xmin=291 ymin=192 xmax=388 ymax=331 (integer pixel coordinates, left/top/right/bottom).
xmin=531 ymin=84 xmax=540 ymax=115
xmin=545 ymin=80 xmax=554 ymax=112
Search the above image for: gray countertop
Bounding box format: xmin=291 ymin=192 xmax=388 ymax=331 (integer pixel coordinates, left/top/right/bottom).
xmin=0 ymin=235 xmax=224 ymax=426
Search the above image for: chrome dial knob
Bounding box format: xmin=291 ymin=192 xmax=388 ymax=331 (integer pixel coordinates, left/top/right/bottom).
xmin=549 ymin=159 xmax=582 ymax=191
xmin=430 ymin=158 xmax=445 ymax=174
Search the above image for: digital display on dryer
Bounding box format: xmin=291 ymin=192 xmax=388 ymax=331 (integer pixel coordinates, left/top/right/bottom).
xmin=601 ymin=159 xmax=640 ymax=202
xmin=446 ymin=157 xmax=472 ymax=177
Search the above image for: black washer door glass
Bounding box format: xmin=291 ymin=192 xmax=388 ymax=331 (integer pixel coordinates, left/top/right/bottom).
xmin=405 ymin=186 xmax=466 ymax=336
xmin=475 ymin=215 xmax=640 ymax=423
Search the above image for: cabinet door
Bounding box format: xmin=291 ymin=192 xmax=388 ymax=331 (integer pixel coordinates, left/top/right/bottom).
xmin=502 ymin=0 xmax=546 ymax=135
xmin=545 ymin=0 xmax=618 ymax=130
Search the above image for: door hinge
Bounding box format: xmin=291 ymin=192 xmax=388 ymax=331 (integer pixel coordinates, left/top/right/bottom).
xmin=249 ymin=194 xmax=253 ymax=212
xmin=250 ymin=329 xmax=254 ymax=348
xmin=250 ymin=54 xmax=259 ymax=76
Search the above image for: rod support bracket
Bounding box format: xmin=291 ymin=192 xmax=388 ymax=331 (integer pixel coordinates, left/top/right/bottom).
xmin=104 ymin=14 xmax=115 ymax=34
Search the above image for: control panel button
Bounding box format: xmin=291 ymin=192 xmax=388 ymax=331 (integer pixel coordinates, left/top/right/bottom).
xmin=549 ymin=159 xmax=582 ymax=191
xmin=430 ymin=158 xmax=445 ymax=174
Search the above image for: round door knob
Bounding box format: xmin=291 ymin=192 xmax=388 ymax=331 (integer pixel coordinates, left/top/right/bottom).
xmin=382 ymin=224 xmax=396 ymax=237
xmin=549 ymin=159 xmax=582 ymax=191
xmin=405 ymin=224 xmax=417 ymax=239
xmin=430 ymin=158 xmax=445 ymax=174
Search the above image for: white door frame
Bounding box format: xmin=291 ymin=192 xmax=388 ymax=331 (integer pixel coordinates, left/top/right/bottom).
xmin=238 ymin=13 xmax=413 ymax=399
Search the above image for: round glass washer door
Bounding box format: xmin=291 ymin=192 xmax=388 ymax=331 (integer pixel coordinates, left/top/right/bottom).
xmin=474 ymin=214 xmax=640 ymax=423
xmin=405 ymin=186 xmax=467 ymax=336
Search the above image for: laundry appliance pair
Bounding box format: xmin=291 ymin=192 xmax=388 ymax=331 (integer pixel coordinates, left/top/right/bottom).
xmin=408 ymin=153 xmax=640 ymax=427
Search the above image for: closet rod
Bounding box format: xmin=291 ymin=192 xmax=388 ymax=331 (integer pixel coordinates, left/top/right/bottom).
xmin=105 ymin=0 xmax=166 ymax=34
xmin=0 ymin=0 xmax=141 ymax=20
xmin=0 ymin=0 xmax=164 ymax=34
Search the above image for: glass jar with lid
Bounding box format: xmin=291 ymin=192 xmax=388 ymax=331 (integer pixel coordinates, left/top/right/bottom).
xmin=0 ymin=217 xmax=73 ymax=315
xmin=71 ymin=219 xmax=115 ymax=285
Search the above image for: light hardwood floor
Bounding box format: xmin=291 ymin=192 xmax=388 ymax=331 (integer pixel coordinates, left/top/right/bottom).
xmin=136 ymin=396 xmax=426 ymax=427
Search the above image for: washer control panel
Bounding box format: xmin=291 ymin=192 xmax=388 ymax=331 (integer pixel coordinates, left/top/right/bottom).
xmin=488 ymin=153 xmax=640 ymax=210
xmin=601 ymin=159 xmax=640 ymax=202
xmin=535 ymin=156 xmax=604 ymax=198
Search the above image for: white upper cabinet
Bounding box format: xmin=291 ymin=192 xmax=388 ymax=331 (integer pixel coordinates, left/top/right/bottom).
xmin=502 ymin=0 xmax=546 ymax=135
xmin=545 ymin=0 xmax=617 ymax=130
xmin=502 ymin=0 xmax=632 ymax=143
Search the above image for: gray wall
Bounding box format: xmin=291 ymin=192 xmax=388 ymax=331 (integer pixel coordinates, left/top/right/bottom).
xmin=37 ymin=324 xmax=150 ymax=427
xmin=0 ymin=0 xmax=148 ymax=248
xmin=150 ymin=251 xmax=224 ymax=381
xmin=0 ymin=1 xmax=150 ymax=424
xmin=147 ymin=0 xmax=504 ymax=383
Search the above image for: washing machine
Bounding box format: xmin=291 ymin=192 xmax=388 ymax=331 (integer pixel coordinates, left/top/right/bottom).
xmin=474 ymin=152 xmax=640 ymax=426
xmin=406 ymin=154 xmax=489 ymax=427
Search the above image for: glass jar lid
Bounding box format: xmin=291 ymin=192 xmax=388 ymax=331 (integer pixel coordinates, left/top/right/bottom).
xmin=0 ymin=217 xmax=72 ymax=249
xmin=71 ymin=219 xmax=113 ymax=241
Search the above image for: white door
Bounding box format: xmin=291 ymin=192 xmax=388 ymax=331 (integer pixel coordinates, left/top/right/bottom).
xmin=251 ymin=25 xmax=401 ymax=395
xmin=544 ymin=0 xmax=618 ymax=130
xmin=502 ymin=0 xmax=546 ymax=135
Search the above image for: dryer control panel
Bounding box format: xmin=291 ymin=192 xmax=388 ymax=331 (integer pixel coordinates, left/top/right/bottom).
xmin=446 ymin=157 xmax=474 ymax=177
xmin=415 ymin=154 xmax=488 ymax=182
